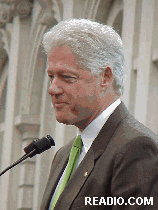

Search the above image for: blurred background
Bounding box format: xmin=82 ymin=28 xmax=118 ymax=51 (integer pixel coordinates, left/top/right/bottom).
xmin=0 ymin=0 xmax=158 ymax=209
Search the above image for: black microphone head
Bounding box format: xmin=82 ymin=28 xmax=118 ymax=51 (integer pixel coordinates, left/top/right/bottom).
xmin=24 ymin=135 xmax=55 ymax=157
xmin=24 ymin=141 xmax=35 ymax=154
xmin=33 ymin=135 xmax=55 ymax=154
xmin=46 ymin=135 xmax=55 ymax=146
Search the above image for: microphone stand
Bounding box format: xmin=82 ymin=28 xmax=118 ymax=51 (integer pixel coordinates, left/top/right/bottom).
xmin=0 ymin=135 xmax=55 ymax=177
xmin=0 ymin=150 xmax=36 ymax=176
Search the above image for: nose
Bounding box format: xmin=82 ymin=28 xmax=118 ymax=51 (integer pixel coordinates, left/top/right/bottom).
xmin=48 ymin=78 xmax=63 ymax=96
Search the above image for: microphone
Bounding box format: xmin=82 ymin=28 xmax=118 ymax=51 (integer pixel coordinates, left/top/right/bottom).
xmin=24 ymin=135 xmax=55 ymax=157
xmin=0 ymin=135 xmax=55 ymax=176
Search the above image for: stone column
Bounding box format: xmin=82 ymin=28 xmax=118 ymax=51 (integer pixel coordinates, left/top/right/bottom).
xmin=0 ymin=1 xmax=34 ymax=209
xmin=15 ymin=114 xmax=40 ymax=210
xmin=134 ymin=0 xmax=154 ymax=125
xmin=0 ymin=15 xmax=21 ymax=210
xmin=121 ymin=0 xmax=137 ymax=108
xmin=63 ymin=0 xmax=74 ymax=20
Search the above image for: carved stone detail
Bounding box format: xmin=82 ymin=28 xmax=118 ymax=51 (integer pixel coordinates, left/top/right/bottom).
xmin=51 ymin=0 xmax=63 ymax=22
xmin=0 ymin=2 xmax=14 ymax=28
xmin=39 ymin=7 xmax=57 ymax=27
xmin=15 ymin=114 xmax=40 ymax=134
xmin=0 ymin=0 xmax=33 ymax=28
xmin=0 ymin=29 xmax=9 ymax=70
xmin=0 ymin=28 xmax=10 ymax=54
xmin=0 ymin=31 xmax=4 ymax=48
xmin=15 ymin=0 xmax=33 ymax=19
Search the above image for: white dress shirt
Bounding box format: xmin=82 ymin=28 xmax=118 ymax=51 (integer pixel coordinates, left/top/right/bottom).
xmin=48 ymin=98 xmax=121 ymax=209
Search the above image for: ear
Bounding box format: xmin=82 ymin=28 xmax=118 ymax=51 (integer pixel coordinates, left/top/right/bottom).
xmin=100 ymin=66 xmax=113 ymax=88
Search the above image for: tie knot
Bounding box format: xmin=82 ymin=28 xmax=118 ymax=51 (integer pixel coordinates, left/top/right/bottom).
xmin=73 ymin=135 xmax=82 ymax=150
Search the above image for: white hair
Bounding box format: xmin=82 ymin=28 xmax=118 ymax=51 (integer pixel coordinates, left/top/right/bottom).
xmin=42 ymin=18 xmax=125 ymax=96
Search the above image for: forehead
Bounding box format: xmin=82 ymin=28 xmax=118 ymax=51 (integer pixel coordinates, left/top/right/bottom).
xmin=48 ymin=45 xmax=76 ymax=63
xmin=47 ymin=45 xmax=83 ymax=73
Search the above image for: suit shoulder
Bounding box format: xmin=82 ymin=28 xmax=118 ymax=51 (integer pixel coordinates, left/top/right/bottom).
xmin=114 ymin=113 xmax=158 ymax=146
xmin=106 ymin=113 xmax=158 ymax=165
xmin=109 ymin=114 xmax=158 ymax=165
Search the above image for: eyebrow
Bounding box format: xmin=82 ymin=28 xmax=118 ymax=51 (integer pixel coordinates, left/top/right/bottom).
xmin=47 ymin=65 xmax=78 ymax=74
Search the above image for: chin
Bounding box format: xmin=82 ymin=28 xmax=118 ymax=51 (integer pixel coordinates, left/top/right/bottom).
xmin=55 ymin=110 xmax=78 ymax=125
xmin=56 ymin=116 xmax=73 ymax=125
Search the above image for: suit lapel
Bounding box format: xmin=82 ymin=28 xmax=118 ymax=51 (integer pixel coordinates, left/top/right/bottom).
xmin=54 ymin=102 xmax=129 ymax=209
xmin=92 ymin=102 xmax=129 ymax=160
xmin=54 ymin=148 xmax=94 ymax=210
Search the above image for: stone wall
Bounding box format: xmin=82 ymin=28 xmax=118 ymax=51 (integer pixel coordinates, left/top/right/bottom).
xmin=0 ymin=0 xmax=158 ymax=209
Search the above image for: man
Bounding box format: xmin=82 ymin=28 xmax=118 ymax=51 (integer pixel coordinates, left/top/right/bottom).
xmin=40 ymin=19 xmax=158 ymax=209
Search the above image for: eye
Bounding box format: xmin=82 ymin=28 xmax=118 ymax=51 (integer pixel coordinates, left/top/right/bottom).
xmin=61 ymin=75 xmax=73 ymax=79
xmin=48 ymin=73 xmax=78 ymax=84
xmin=60 ymin=75 xmax=77 ymax=82
xmin=48 ymin=75 xmax=54 ymax=83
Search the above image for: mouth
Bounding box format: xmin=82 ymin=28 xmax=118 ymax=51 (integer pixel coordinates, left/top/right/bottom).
xmin=54 ymin=102 xmax=67 ymax=108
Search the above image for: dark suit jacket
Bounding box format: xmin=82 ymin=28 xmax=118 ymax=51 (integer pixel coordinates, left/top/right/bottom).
xmin=40 ymin=102 xmax=158 ymax=209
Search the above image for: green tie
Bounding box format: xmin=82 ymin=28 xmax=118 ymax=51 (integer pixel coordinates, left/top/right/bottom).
xmin=51 ymin=135 xmax=83 ymax=209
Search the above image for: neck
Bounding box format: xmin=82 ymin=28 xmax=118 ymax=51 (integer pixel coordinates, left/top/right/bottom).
xmin=76 ymin=97 xmax=120 ymax=132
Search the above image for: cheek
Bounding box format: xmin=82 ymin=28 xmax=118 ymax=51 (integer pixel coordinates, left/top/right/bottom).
xmin=76 ymin=83 xmax=95 ymax=97
xmin=74 ymin=90 xmax=98 ymax=112
xmin=65 ymin=82 xmax=98 ymax=108
xmin=81 ymin=86 xmax=97 ymax=103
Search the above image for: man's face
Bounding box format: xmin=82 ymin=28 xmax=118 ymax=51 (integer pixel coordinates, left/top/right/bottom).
xmin=47 ymin=45 xmax=102 ymax=130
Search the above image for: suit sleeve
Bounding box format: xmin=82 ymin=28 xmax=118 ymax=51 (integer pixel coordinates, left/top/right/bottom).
xmin=111 ymin=136 xmax=158 ymax=210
